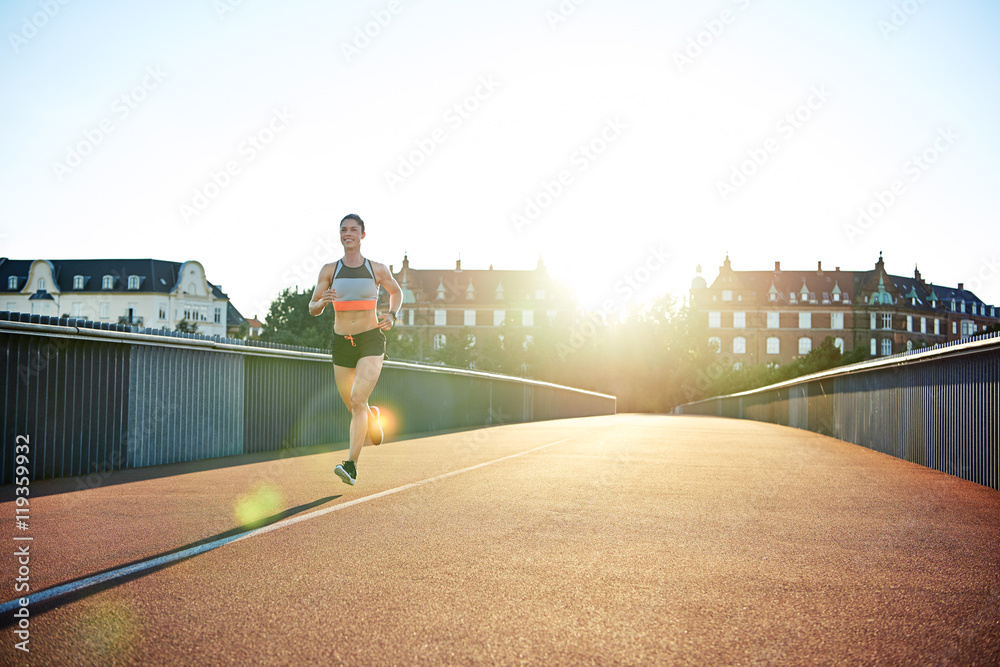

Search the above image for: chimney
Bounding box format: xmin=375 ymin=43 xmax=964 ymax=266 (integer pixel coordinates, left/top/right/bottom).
xmin=914 ymin=266 xmax=922 ymax=282
xmin=774 ymin=261 xmax=781 ymax=271
xmin=455 ymin=259 xmax=462 ymax=272
xmin=835 ymin=266 xmax=840 ymax=272
xmin=958 ymin=282 xmax=964 ymax=291
xmin=817 ymin=261 xmax=823 ymax=272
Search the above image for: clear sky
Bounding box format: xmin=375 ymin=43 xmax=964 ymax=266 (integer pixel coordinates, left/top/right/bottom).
xmin=2 ymin=0 xmax=998 ymax=319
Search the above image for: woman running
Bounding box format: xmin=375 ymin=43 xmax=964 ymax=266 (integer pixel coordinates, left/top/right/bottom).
xmin=309 ymin=213 xmax=402 ymax=485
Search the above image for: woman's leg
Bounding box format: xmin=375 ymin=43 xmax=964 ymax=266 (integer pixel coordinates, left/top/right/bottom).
xmin=346 ymin=354 xmax=384 ymax=463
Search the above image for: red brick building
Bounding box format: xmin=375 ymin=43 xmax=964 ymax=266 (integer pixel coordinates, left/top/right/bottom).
xmin=378 ymin=255 xmax=573 ymax=363
xmin=690 ymin=253 xmax=999 ymax=367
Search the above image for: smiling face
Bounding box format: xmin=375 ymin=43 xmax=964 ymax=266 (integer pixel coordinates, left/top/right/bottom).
xmin=340 ymin=218 xmax=365 ymax=250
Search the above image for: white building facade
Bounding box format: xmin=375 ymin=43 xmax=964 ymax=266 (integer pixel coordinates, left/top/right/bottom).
xmin=1 ymin=258 xmax=239 ymax=337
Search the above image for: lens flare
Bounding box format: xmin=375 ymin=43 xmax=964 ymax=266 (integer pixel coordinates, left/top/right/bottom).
xmin=72 ymin=599 xmax=143 ymax=663
xmin=234 ymin=484 xmax=284 ymax=528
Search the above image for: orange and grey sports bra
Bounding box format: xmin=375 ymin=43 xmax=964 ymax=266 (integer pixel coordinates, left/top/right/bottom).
xmin=332 ymin=258 xmax=378 ymax=311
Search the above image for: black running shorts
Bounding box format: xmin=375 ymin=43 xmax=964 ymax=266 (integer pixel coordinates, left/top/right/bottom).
xmin=331 ymin=328 xmax=386 ymax=368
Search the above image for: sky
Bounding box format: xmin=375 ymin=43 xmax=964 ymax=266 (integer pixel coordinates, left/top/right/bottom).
xmin=2 ymin=0 xmax=999 ymax=320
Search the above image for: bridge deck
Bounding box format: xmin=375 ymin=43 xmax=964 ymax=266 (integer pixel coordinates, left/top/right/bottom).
xmin=2 ymin=414 xmax=997 ymax=665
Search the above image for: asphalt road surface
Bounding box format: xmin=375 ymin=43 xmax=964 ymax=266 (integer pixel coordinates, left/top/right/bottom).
xmin=1 ymin=414 xmax=998 ymax=666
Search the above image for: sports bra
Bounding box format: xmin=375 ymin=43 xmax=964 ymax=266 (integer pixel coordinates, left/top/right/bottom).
xmin=332 ymin=258 xmax=378 ymax=311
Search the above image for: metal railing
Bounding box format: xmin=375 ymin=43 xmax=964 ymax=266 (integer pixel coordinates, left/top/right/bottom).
xmin=0 ymin=313 xmax=616 ymax=484
xmin=674 ymin=331 xmax=1000 ymax=490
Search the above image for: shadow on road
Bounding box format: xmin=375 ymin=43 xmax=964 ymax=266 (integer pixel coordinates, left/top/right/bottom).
xmin=0 ymin=495 xmax=342 ymax=627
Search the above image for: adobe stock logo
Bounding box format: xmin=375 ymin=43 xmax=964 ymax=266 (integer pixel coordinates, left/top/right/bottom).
xmin=7 ymin=0 xmax=73 ymax=54
xmin=843 ymin=126 xmax=958 ymax=243
xmin=715 ymin=85 xmax=832 ymax=202
xmin=511 ymin=116 xmax=627 ymax=233
xmin=383 ymin=75 xmax=501 ymax=192
xmin=51 ymin=66 xmax=168 ymax=182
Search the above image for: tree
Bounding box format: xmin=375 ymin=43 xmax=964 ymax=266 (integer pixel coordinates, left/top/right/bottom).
xmin=259 ymin=286 xmax=334 ymax=349
xmin=175 ymin=318 xmax=199 ymax=334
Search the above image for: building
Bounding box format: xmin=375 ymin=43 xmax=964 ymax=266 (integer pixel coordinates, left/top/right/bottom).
xmin=690 ymin=253 xmax=998 ymax=367
xmin=378 ymin=255 xmax=573 ymax=362
xmin=0 ymin=258 xmax=245 ymax=338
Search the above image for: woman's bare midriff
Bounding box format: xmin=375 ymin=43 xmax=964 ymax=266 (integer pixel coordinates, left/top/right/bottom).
xmin=333 ymin=309 xmax=379 ymax=336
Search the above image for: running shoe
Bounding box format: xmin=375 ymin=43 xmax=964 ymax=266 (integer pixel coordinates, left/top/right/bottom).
xmin=334 ymin=460 xmax=357 ymax=486
xmin=368 ymin=405 xmax=383 ymax=446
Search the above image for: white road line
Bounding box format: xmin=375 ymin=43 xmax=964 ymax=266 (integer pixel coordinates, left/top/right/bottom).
xmin=0 ymin=436 xmax=577 ymax=616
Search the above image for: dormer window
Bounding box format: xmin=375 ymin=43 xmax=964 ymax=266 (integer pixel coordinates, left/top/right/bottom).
xmin=73 ymin=275 xmax=84 ymax=289
xmin=495 ymin=280 xmax=504 ymax=301
xmin=7 ymin=276 xmax=16 ymax=289
xmin=102 ymin=275 xmax=115 ymax=290
xmin=128 ymin=275 xmax=140 ymax=290
xmin=465 ymin=281 xmax=475 ymax=300
xmin=436 ymin=278 xmax=446 ymax=300
xmin=38 ymin=278 xmax=46 ymax=290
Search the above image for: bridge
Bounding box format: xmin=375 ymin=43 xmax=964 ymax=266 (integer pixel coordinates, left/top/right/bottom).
xmin=1 ymin=316 xmax=998 ymax=664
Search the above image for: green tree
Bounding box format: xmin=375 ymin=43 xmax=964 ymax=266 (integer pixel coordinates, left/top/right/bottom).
xmin=175 ymin=318 xmax=199 ymax=334
xmin=259 ymin=286 xmax=335 ymax=349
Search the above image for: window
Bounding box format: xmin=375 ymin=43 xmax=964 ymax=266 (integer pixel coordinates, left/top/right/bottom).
xmin=870 ymin=338 xmax=877 ymax=355
xmin=708 ymin=312 xmax=721 ymax=328
xmin=870 ymin=312 xmax=876 ymax=330
xmin=733 ymin=337 xmax=746 ymax=354
xmin=769 ymin=292 xmax=777 ymax=302
xmin=464 ymin=309 xmax=476 ymax=326
xmin=952 ymin=321 xmax=957 ymax=335
xmin=830 ymin=312 xmax=844 ymax=330
xmin=536 ymin=289 xmax=546 ymax=300
xmin=920 ymin=317 xmax=927 ymax=334
xmin=881 ymin=339 xmax=892 ymax=356
xmin=214 ymin=308 xmax=222 ymax=324
xmin=834 ymin=337 xmax=845 ymax=353
xmin=522 ymin=310 xmax=534 ymax=327
xmin=766 ymin=337 xmax=780 ymax=354
xmin=906 ymin=315 xmax=912 ymax=332
xmin=961 ymin=321 xmax=975 ymax=337
xmin=73 ymin=275 xmax=84 ymax=289
xmin=906 ymin=340 xmax=913 ymax=351
xmin=722 ymin=290 xmax=732 ymax=301
xmin=434 ymin=309 xmax=446 ymax=326
xmin=433 ymin=333 xmax=446 ymax=350
xmin=799 ymin=312 xmax=811 ymax=329
xmin=934 ymin=319 xmax=940 ymax=335
xmin=71 ymin=303 xmax=82 ymax=317
xmin=881 ymin=313 xmax=892 ymax=330
xmin=128 ymin=275 xmax=140 ymax=290
xmin=102 ymin=275 xmax=114 ymax=289
xmin=159 ymin=304 xmax=167 ymax=320
xmin=100 ymin=302 xmax=109 ymax=318
xmin=798 ymin=337 xmax=812 ymax=355
xmin=767 ymin=312 xmax=779 ymax=329
xmin=38 ymin=278 xmax=46 ymax=290
xmin=708 ymin=336 xmax=721 ymax=353
xmin=494 ymin=310 xmax=505 ymax=326
xmin=7 ymin=276 xmax=17 ymax=289
xmin=733 ymin=312 xmax=745 ymax=328
xmin=466 ymin=283 xmax=476 ymax=300
xmin=7 ymin=302 xmax=16 ymax=311
xmin=833 ymin=292 xmax=840 ymax=302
